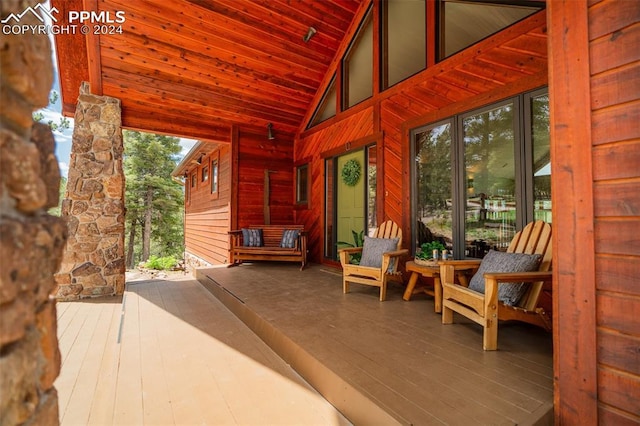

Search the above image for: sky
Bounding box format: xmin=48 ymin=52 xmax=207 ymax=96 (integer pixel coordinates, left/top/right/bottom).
xmin=39 ymin=13 xmax=197 ymax=177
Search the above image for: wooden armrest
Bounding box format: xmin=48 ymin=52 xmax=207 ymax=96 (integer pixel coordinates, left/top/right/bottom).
xmin=483 ymin=271 xmax=553 ymax=282
xmin=438 ymin=259 xmax=481 ymax=269
xmin=382 ymin=249 xmax=409 ymax=258
xmin=338 ymin=247 xmax=364 ymax=254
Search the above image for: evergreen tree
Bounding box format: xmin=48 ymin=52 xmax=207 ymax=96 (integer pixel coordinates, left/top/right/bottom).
xmin=123 ymin=131 xmax=184 ymax=267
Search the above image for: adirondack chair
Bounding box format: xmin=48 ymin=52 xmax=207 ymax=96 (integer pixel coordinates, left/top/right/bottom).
xmin=440 ymin=220 xmax=553 ymax=350
xmin=340 ymin=220 xmax=408 ymax=301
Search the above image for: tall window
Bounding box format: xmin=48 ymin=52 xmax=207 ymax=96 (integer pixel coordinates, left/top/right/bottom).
xmin=296 ymin=164 xmax=309 ymax=206
xmin=310 ymin=76 xmax=336 ymax=127
xmin=411 ymin=89 xmax=549 ymax=258
xmin=366 ymin=145 xmax=378 ymax=231
xmin=210 ymin=159 xmax=219 ymax=195
xmin=202 ymin=165 xmax=209 ymax=182
xmin=463 ymin=101 xmax=517 ymax=254
xmin=438 ymin=0 xmax=543 ymax=60
xmin=382 ymin=0 xmax=426 ymax=88
xmin=413 ymin=121 xmax=453 ymax=250
xmin=529 ymin=90 xmax=551 ymax=223
xmin=343 ymin=9 xmax=373 ymax=108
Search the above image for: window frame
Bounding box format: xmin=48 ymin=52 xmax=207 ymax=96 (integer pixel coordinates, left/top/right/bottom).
xmin=410 ymin=87 xmax=549 ymax=258
xmin=210 ymin=151 xmax=220 ymax=199
xmin=342 ymin=6 xmax=374 ymax=110
xmin=295 ymin=162 xmax=310 ymax=208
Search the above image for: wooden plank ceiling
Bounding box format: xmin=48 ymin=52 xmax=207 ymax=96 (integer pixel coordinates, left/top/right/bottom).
xmin=52 ymin=0 xmax=363 ymax=142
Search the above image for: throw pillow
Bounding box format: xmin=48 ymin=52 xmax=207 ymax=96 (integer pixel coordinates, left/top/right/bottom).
xmin=241 ymin=228 xmax=263 ymax=247
xmin=280 ymin=229 xmax=300 ymax=248
xmin=359 ymin=236 xmax=399 ymax=269
xmin=468 ymin=250 xmax=542 ymax=306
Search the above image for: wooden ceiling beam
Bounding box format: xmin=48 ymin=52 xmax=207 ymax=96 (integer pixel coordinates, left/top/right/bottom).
xmin=83 ymin=0 xmax=103 ymax=96
xmin=101 ymin=67 xmax=308 ymax=119
xmin=106 ymin=84 xmax=301 ymax=133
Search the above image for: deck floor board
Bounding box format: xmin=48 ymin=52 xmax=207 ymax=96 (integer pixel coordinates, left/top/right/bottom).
xmin=197 ymin=262 xmax=554 ymax=425
xmin=55 ymin=273 xmax=350 ymax=426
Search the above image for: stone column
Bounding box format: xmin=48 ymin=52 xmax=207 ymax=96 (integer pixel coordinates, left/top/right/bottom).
xmin=54 ymin=82 xmax=125 ymax=300
xmin=0 ymin=1 xmax=67 ymax=424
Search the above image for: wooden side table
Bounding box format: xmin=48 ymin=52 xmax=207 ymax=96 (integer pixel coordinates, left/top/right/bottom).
xmin=403 ymin=260 xmax=443 ymax=313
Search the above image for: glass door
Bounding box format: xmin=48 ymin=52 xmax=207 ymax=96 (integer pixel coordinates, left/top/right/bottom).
xmin=462 ymin=101 xmax=518 ymax=257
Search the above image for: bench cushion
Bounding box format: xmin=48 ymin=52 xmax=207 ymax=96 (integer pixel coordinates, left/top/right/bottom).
xmin=280 ymin=229 xmax=300 ymax=248
xmin=241 ymin=228 xmax=263 ymax=247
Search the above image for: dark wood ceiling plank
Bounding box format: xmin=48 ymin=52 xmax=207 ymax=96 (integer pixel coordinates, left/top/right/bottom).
xmin=111 ymin=0 xmax=332 ymax=70
xmin=100 ymin=35 xmax=316 ymax=104
xmin=197 ymin=0 xmax=341 ymax=58
xmin=240 ymin=0 xmax=351 ymax=44
xmin=121 ymin=107 xmax=232 ymax=142
xmin=105 ymin=83 xmax=301 ymax=133
xmin=107 ymin=5 xmax=325 ymax=78
xmin=101 ymin=65 xmax=308 ymax=118
xmin=102 ymin=67 xmax=307 ymax=124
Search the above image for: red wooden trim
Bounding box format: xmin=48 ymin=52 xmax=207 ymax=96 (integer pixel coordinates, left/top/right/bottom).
xmin=548 ymin=1 xmax=598 ymax=423
xmin=372 ymin=0 xmax=380 ymax=98
xmin=320 ymin=132 xmax=382 ymax=159
xmin=230 ymin=125 xmax=240 ymax=232
xmin=426 ymin=0 xmax=437 ymax=68
xmin=83 ymin=0 xmax=103 ymax=96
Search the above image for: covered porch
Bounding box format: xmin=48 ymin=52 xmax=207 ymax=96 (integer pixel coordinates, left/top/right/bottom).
xmin=56 ymin=264 xmax=553 ymax=425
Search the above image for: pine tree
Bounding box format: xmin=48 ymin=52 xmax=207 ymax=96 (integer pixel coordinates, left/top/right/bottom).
xmin=123 ymin=131 xmax=184 ymax=268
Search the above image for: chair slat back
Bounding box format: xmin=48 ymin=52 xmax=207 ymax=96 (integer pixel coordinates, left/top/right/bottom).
xmin=506 ymin=220 xmax=552 ymax=310
xmin=374 ymin=220 xmax=402 ymax=249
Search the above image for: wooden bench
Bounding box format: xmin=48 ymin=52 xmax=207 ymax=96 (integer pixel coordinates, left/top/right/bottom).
xmin=229 ymin=224 xmax=308 ymax=270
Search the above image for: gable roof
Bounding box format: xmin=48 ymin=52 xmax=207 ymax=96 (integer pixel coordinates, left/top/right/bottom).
xmin=52 ymin=0 xmax=365 ymax=142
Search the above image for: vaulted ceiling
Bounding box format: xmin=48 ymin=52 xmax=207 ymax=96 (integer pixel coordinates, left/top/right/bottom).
xmin=52 ymin=0 xmax=366 ymax=143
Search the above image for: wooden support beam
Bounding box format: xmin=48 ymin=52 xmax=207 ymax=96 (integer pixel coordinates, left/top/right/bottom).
xmin=83 ymin=0 xmax=103 ymax=96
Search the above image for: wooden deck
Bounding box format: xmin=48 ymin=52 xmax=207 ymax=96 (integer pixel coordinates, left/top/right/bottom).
xmin=55 ymin=272 xmax=349 ymax=425
xmin=196 ymin=262 xmax=554 ymax=425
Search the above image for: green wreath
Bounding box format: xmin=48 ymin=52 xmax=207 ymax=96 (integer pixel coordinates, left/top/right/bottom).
xmin=341 ymin=159 xmax=361 ymax=186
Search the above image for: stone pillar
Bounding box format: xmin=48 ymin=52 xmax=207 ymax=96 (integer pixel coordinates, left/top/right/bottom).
xmin=54 ymin=82 xmax=125 ymax=300
xmin=0 ymin=1 xmax=67 ymax=424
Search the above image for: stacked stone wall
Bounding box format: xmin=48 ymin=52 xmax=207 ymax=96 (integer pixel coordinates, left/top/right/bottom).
xmin=54 ymin=82 xmax=125 ymax=300
xmin=0 ymin=1 xmax=67 ymax=424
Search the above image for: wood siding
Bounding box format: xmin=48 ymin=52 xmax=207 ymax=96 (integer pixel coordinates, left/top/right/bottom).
xmin=295 ymin=12 xmax=548 ymax=264
xmin=549 ymin=0 xmax=640 ymax=423
xmin=590 ymin=0 xmax=640 ymax=422
xmin=184 ymin=145 xmax=231 ymax=265
xmin=295 ymin=109 xmax=375 ymax=261
xmin=236 ymin=130 xmax=294 ymax=229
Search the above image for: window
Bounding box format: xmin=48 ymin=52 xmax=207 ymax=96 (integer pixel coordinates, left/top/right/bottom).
xmin=296 ymin=164 xmax=309 ymax=206
xmin=211 ymin=159 xmax=219 ymax=195
xmin=413 ymin=121 xmax=453 ymax=249
xmin=463 ymin=101 xmax=517 ymax=254
xmin=191 ymin=172 xmax=197 ymax=188
xmin=528 ymin=90 xmax=551 ymax=223
xmin=382 ymin=0 xmax=426 ymax=88
xmin=202 ymin=165 xmax=209 ymax=182
xmin=343 ymin=9 xmax=373 ymax=109
xmin=310 ymin=76 xmax=337 ymax=127
xmin=438 ymin=0 xmax=543 ymax=60
xmin=411 ymin=89 xmax=550 ymax=258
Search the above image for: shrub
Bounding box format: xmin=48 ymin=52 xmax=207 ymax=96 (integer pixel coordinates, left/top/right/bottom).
xmin=144 ymin=255 xmax=177 ymax=270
